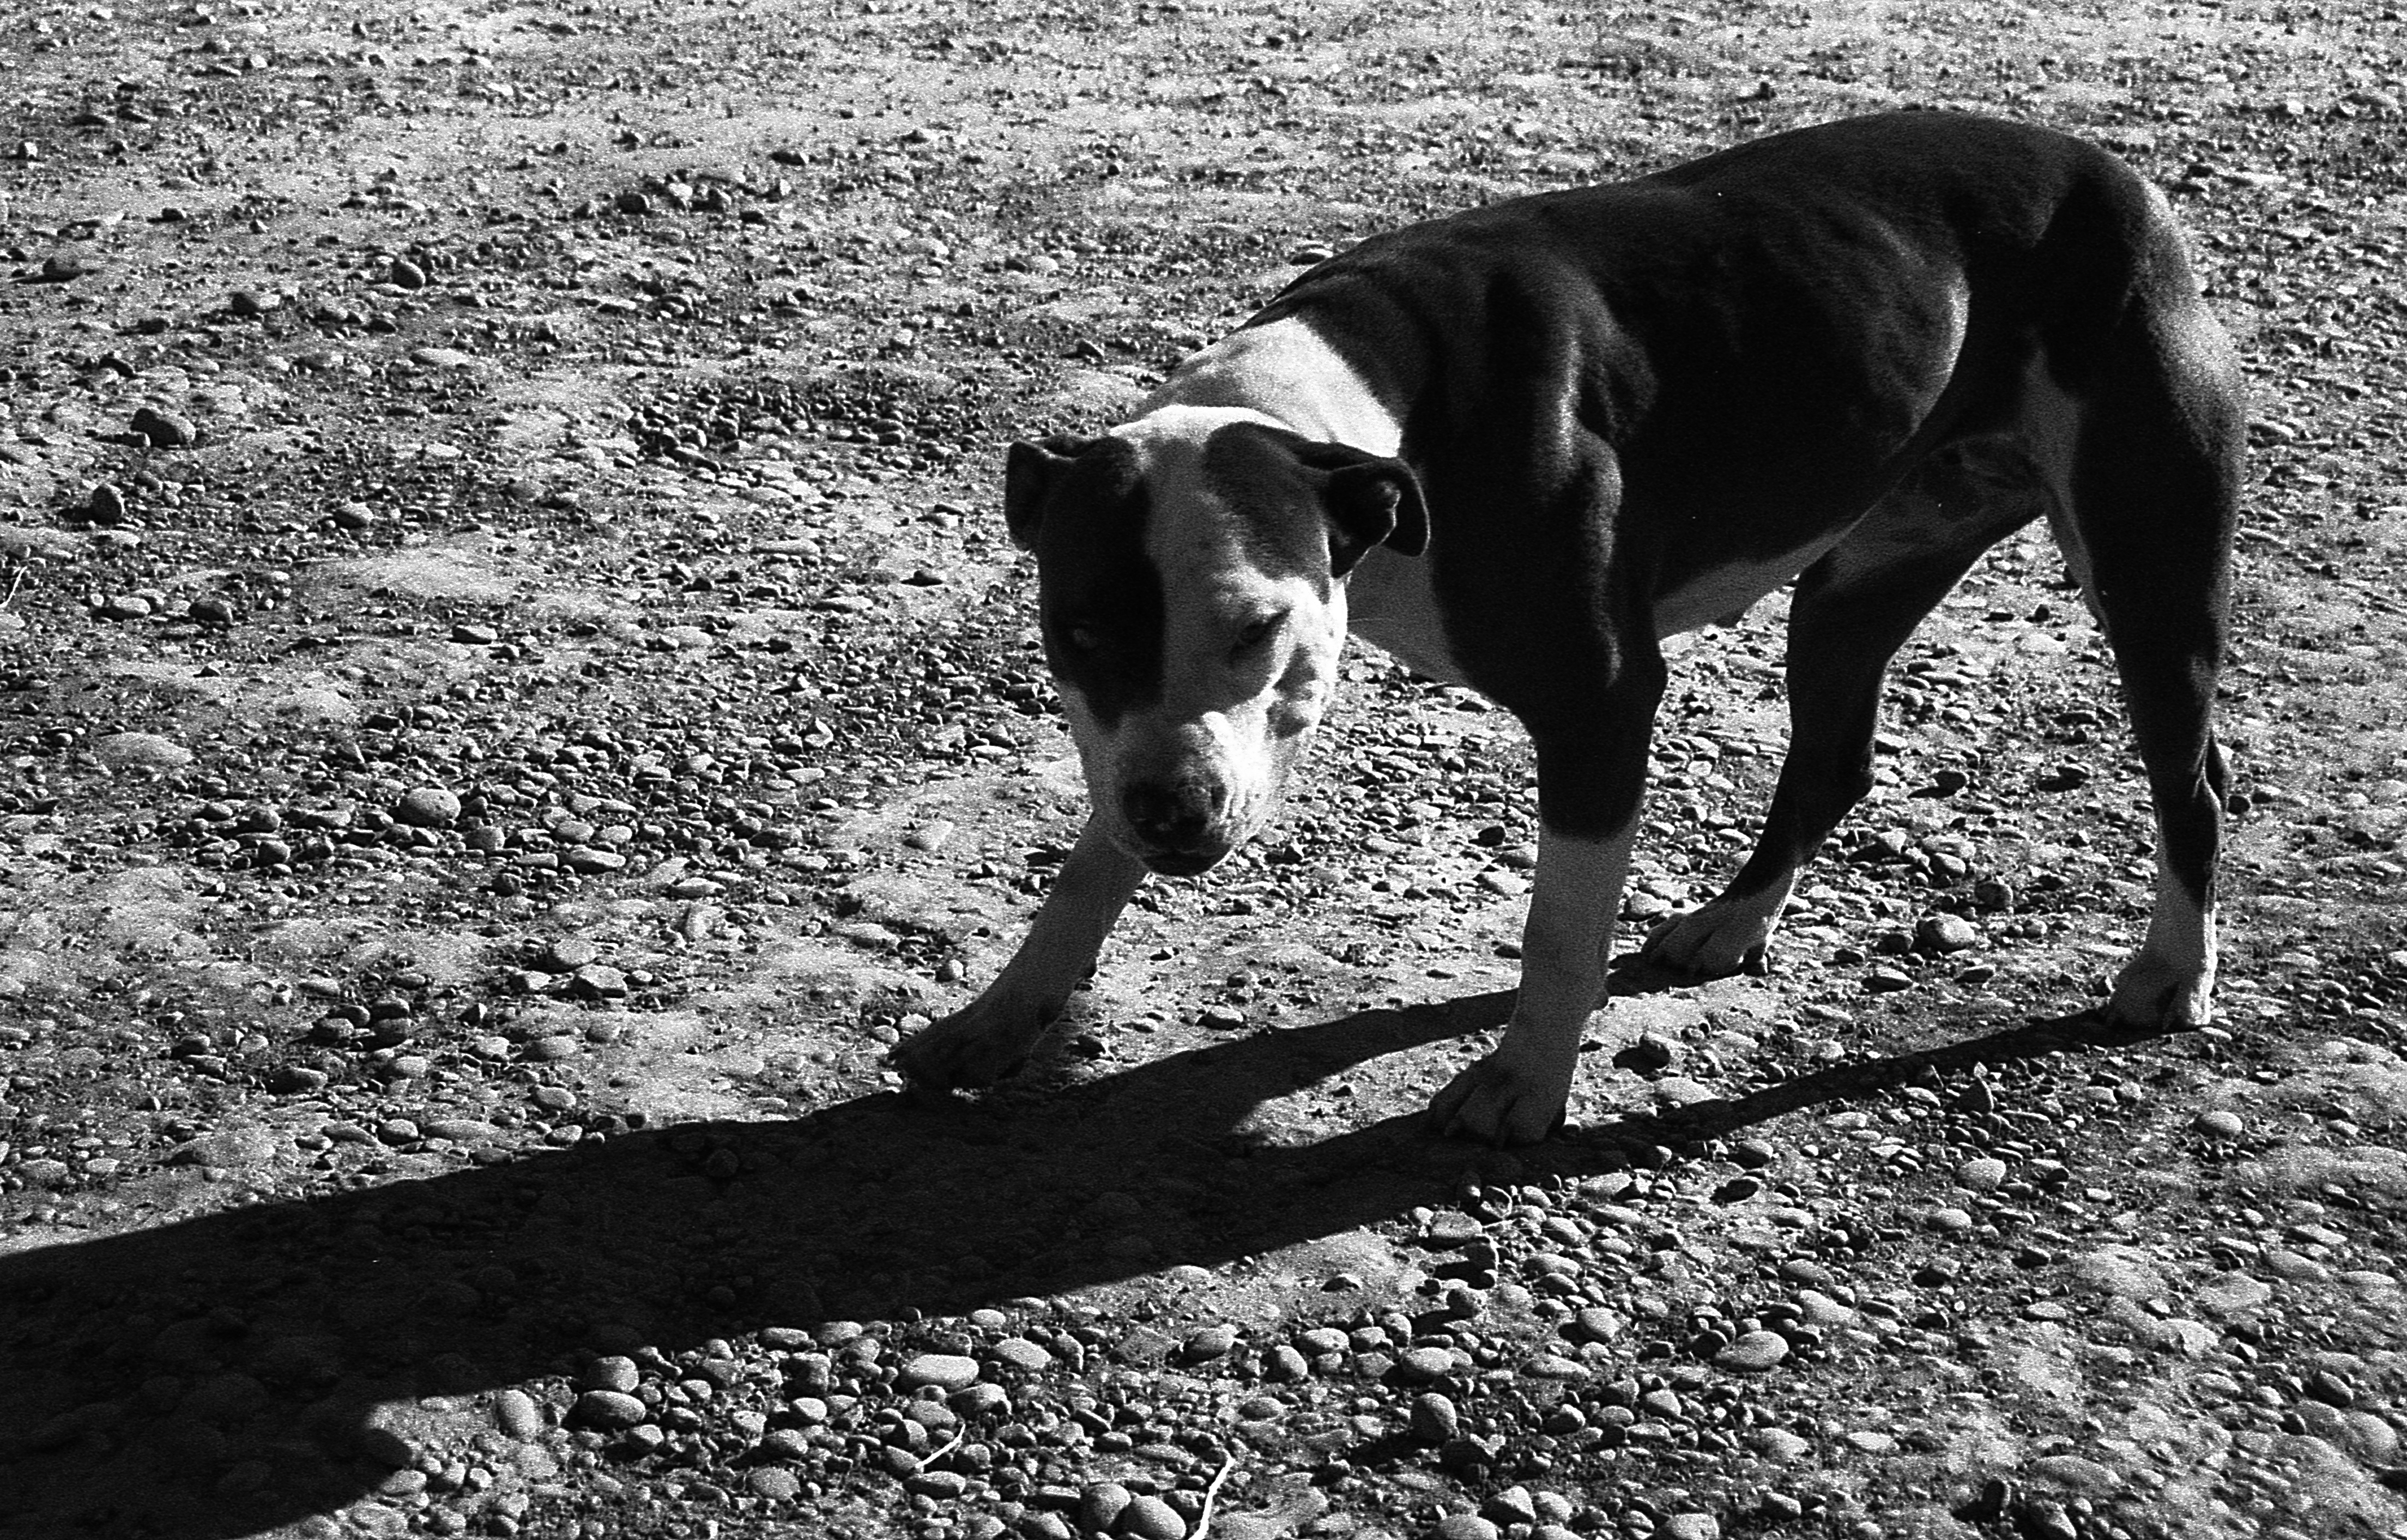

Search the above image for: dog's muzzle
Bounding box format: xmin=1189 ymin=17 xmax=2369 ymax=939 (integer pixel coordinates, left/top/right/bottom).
xmin=1120 ymin=777 xmax=1234 ymax=875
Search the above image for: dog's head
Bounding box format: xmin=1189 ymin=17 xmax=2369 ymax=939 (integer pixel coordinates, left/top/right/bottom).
xmin=1004 ymin=406 xmax=1428 ymax=875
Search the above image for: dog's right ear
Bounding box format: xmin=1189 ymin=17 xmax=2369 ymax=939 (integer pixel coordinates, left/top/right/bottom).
xmin=1003 ymin=435 xmax=1100 ymax=550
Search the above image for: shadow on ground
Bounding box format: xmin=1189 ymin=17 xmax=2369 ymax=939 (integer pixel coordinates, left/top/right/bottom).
xmin=0 ymin=981 xmax=2178 ymax=1538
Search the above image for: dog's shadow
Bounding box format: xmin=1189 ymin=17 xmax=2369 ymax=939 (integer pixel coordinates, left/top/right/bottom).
xmin=0 ymin=984 xmax=2177 ymax=1538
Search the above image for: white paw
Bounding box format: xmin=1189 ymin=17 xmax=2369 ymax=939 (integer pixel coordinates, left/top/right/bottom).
xmin=1426 ymin=1042 xmax=1577 ymax=1145
xmin=889 ymin=995 xmax=1053 ymax=1089
xmin=2106 ymin=951 xmax=2215 ymax=1029
xmin=1642 ymin=898 xmax=1777 ymax=977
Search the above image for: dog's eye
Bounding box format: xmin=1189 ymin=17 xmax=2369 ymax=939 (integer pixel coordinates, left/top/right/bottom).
xmin=1234 ymin=613 xmax=1285 ymax=650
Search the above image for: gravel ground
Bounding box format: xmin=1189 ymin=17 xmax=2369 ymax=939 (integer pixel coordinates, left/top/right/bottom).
xmin=3 ymin=2 xmax=2407 ymax=1539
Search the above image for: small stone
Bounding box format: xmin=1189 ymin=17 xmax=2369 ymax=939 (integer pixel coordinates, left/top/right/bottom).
xmin=543 ymin=935 xmax=601 ymax=971
xmin=1411 ymin=1391 xmax=1459 ymax=1442
xmin=493 ymin=1389 xmax=542 ymax=1440
xmin=1956 ymin=1156 xmax=2009 ymax=1192
xmin=389 ymin=257 xmax=427 ymax=289
xmin=899 ymin=1353 xmax=980 ymax=1392
xmin=906 ymin=1469 xmax=969 ymax=1500
xmin=746 ymin=1466 xmax=801 ymax=1500
xmin=42 ymin=251 xmax=88 ymax=281
xmin=1397 ymin=1346 xmax=1456 ymax=1384
xmin=1865 ymin=966 xmax=1915 ymax=992
xmin=571 ymin=1390 xmax=647 ymax=1430
xmin=1573 ymin=1306 xmax=1622 ymax=1343
xmin=583 ymin=1356 xmax=640 ymax=1392
xmin=1925 ymin=1206 xmax=1975 ymax=1234
xmin=1184 ymin=1323 xmax=1238 ymax=1361
xmin=950 ymin=1383 xmax=1009 ymax=1417
xmin=571 ymin=965 xmax=629 ymax=1001
xmin=451 ymin=621 xmax=499 ymax=645
xmin=1915 ymin=914 xmax=1981 ymax=954
xmin=93 ymin=732 xmax=192 ymax=771
xmin=395 ymin=787 xmax=461 ymax=828
xmin=86 ymin=482 xmax=128 ymax=523
xmin=2194 ymin=1108 xmax=2245 ymax=1139
xmin=1263 ymin=1344 xmax=1309 ymax=1381
xmin=904 ymin=820 xmax=956 ymax=851
xmin=1751 ymin=1427 xmax=1811 ymax=1460
xmin=1118 ymin=1494 xmax=1188 ymax=1540
xmin=1077 ymin=1482 xmax=1132 ymax=1533
xmin=1428 ymin=1517 xmax=1499 ymax=1540
xmin=990 ymin=1337 xmax=1053 ymax=1372
xmin=1714 ymin=1331 xmax=1791 ymax=1373
xmin=1480 ymin=1487 xmax=1539 ymax=1526
xmin=130 ymin=404 xmax=196 ymax=447
xmin=1660 ymin=1517 xmax=1720 ymax=1540
xmin=1620 ymin=1032 xmax=1677 ymax=1071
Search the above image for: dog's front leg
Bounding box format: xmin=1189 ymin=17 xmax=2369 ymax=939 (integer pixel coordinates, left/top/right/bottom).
xmin=892 ymin=816 xmax=1148 ymax=1090
xmin=1429 ymin=818 xmax=1641 ymax=1144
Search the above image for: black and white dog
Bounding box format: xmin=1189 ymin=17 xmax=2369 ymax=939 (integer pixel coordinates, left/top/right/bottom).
xmin=896 ymin=112 xmax=2241 ymax=1144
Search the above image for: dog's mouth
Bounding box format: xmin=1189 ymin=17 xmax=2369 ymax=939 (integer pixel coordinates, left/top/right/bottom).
xmin=1137 ymin=845 xmax=1231 ymax=878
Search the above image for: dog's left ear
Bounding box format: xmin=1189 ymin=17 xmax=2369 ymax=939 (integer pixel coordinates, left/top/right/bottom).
xmin=1298 ymin=443 xmax=1430 ymax=575
xmin=1003 ymin=434 xmax=1100 ymax=550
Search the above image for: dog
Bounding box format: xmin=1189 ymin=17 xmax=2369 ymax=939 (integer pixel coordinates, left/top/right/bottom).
xmin=893 ymin=111 xmax=2241 ymax=1144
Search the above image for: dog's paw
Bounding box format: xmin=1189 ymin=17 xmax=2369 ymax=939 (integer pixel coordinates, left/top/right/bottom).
xmin=1426 ymin=1048 xmax=1575 ymax=1146
xmin=2104 ymin=951 xmax=2214 ymax=1029
xmin=1642 ymin=898 xmax=1776 ymax=978
xmin=889 ymin=998 xmax=1049 ymax=1090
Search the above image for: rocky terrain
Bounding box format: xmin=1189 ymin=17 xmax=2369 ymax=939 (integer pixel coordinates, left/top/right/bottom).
xmin=2 ymin=1 xmax=2406 ymax=1538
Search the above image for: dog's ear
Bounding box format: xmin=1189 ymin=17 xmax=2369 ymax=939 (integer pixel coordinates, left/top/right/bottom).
xmin=1295 ymin=443 xmax=1430 ymax=575
xmin=1003 ymin=435 xmax=1100 ymax=550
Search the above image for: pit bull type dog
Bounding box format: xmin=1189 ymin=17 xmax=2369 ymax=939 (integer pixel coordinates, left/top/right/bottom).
xmin=894 ymin=111 xmax=2241 ymax=1144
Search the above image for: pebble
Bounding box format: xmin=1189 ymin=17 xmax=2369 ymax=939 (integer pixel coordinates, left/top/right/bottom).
xmin=86 ymin=482 xmax=128 ymax=523
xmin=395 ymin=787 xmax=461 ymax=828
xmin=130 ymin=404 xmax=196 ymax=447
xmin=571 ymin=1390 xmax=648 ymax=1429
xmin=1428 ymin=1517 xmax=1499 ymax=1540
xmin=1915 ymin=914 xmax=1981 ymax=953
xmin=898 ymin=1353 xmax=979 ymax=1392
xmin=1956 ymin=1156 xmax=2009 ymax=1191
xmin=1078 ymin=1481 xmax=1132 ymax=1532
xmin=1714 ymin=1331 xmax=1791 ymax=1373
xmin=1926 ymin=1206 xmax=1975 ymax=1234
xmin=389 ymin=257 xmax=428 ymax=289
xmin=904 ymin=820 xmax=956 ymax=851
xmin=583 ymin=1356 xmax=640 ymax=1392
xmin=1120 ymin=1494 xmax=1189 ymax=1539
xmin=1184 ymin=1323 xmax=1238 ymax=1361
xmin=1751 ymin=1427 xmax=1811 ymax=1460
xmin=1660 ymin=1517 xmax=1720 ymax=1540
xmin=746 ymin=1466 xmax=800 ymax=1500
xmin=2194 ymin=1108 xmax=2246 ymax=1139
xmin=1481 ymin=1488 xmax=1538 ymax=1526
xmin=1412 ymin=1391 xmax=1460 ymax=1441
xmin=93 ymin=732 xmax=193 ymax=771
xmin=990 ymin=1336 xmax=1053 ymax=1372
xmin=492 ymin=1389 xmax=542 ymax=1440
xmin=1398 ymin=1346 xmax=1457 ymax=1383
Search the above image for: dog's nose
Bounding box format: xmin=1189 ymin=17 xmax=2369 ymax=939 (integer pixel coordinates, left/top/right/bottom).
xmin=1122 ymin=778 xmax=1226 ymax=848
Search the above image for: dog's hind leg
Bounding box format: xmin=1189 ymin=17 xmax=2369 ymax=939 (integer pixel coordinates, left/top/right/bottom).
xmin=1644 ymin=460 xmax=2035 ymax=978
xmin=2057 ymin=306 xmax=2243 ymax=1028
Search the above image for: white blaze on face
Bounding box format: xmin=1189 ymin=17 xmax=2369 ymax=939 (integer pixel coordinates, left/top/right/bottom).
xmin=1077 ymin=407 xmax=1349 ymax=865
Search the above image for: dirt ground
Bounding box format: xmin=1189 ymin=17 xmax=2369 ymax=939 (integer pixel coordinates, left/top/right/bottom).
xmin=2 ymin=1 xmax=2406 ymax=1538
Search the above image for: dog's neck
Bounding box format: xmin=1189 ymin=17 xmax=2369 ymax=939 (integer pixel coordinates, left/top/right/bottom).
xmin=1137 ymin=316 xmax=1403 ymax=458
